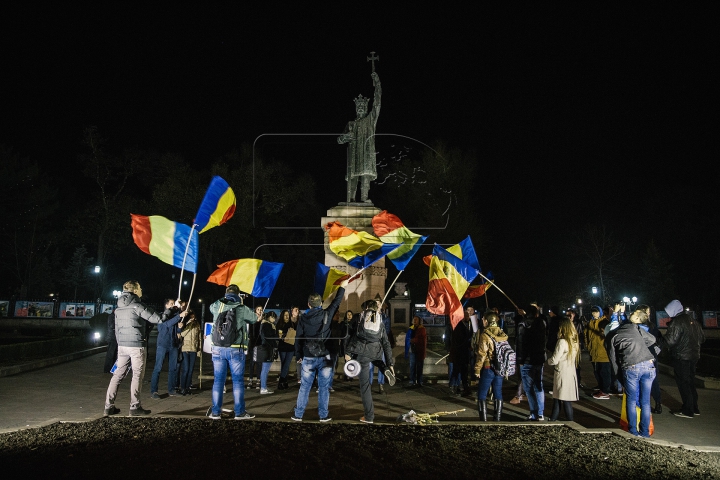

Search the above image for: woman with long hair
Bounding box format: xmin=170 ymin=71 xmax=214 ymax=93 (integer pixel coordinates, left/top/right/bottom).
xmin=178 ymin=309 xmax=201 ymax=395
xmin=547 ymin=317 xmax=580 ymax=421
xmin=276 ymin=309 xmax=295 ymax=390
xmin=258 ymin=311 xmax=279 ymax=394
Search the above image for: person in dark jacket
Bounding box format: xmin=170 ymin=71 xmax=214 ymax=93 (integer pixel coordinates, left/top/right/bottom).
xmin=344 ymin=299 xmax=396 ymax=424
xmin=407 ymin=315 xmax=427 ymax=387
xmin=663 ymin=299 xmax=706 ymax=418
xmin=449 ymin=312 xmax=473 ymax=396
xmin=637 ymin=304 xmax=664 ymax=413
xmin=103 ymin=312 xmax=118 ymax=373
xmin=257 ymin=311 xmax=279 ymax=394
xmin=292 ymin=282 xmax=346 ymax=422
xmin=150 ymin=298 xmax=184 ymax=398
xmin=517 ymin=305 xmax=547 ymax=421
xmin=103 ymin=280 xmax=172 ymax=417
xmin=275 ymin=309 xmax=295 ymax=390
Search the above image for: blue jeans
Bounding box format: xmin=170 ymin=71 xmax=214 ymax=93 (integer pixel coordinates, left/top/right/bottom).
xmin=477 ymin=367 xmax=503 ymax=401
xmin=211 ymin=347 xmax=247 ymax=417
xmin=278 ymin=351 xmax=294 ymax=378
xmin=521 ymin=364 xmax=545 ymax=419
xmin=180 ymin=351 xmax=197 ymax=391
xmin=624 ymin=360 xmax=656 ymax=437
xmin=409 ymin=352 xmax=424 ymax=385
xmin=260 ymin=361 xmax=272 ymax=390
xmin=294 ymin=357 xmax=332 ymax=419
xmin=151 ymin=345 xmax=178 ymax=394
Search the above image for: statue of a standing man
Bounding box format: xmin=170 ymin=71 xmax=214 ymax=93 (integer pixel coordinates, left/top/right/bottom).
xmin=338 ymin=71 xmax=381 ymax=203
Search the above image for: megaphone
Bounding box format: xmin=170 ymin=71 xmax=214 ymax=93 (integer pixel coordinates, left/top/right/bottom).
xmin=344 ymin=359 xmax=361 ymax=378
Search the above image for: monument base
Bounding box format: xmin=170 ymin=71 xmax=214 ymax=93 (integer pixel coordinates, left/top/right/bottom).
xmin=321 ymin=204 xmax=385 ymax=313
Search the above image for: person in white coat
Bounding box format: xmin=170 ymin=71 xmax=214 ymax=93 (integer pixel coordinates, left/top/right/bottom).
xmin=547 ymin=317 xmax=580 ymax=421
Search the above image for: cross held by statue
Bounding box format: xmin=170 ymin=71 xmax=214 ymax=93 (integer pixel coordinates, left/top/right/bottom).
xmin=367 ymin=51 xmax=379 ymax=72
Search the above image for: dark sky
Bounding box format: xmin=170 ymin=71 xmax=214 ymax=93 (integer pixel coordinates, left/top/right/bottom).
xmin=2 ymin=5 xmax=718 ymax=305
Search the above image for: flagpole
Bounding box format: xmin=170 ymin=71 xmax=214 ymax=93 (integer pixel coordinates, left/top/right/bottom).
xmin=380 ymin=270 xmax=403 ymax=307
xmin=476 ymin=272 xmax=519 ymax=310
xmin=177 ymin=224 xmax=198 ymax=301
xmin=187 ymin=273 xmax=197 ymax=306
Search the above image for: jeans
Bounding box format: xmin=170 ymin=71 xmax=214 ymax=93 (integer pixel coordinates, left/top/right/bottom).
xmin=150 ymin=345 xmax=179 ymax=394
xmin=673 ymin=358 xmax=699 ymax=417
xmin=260 ymin=361 xmax=272 ymax=390
xmin=294 ymin=357 xmax=333 ymax=419
xmin=521 ymin=364 xmax=545 ymax=419
xmin=592 ymin=361 xmax=611 ymax=394
xmin=477 ymin=367 xmax=503 ymax=401
xmin=369 ymin=352 xmax=386 ymax=385
xmin=409 ymin=352 xmax=424 ymax=385
xmin=105 ymin=346 xmax=147 ymax=409
xmin=623 ymin=360 xmax=656 ymax=437
xmin=211 ymin=347 xmax=247 ymax=417
xmin=356 ymin=355 xmax=377 ymax=421
xmin=279 ymin=350 xmax=294 ymax=379
xmin=180 ymin=351 xmax=197 ymax=391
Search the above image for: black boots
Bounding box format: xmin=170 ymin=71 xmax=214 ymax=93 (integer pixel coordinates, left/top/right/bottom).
xmin=278 ymin=377 xmax=288 ymax=390
xmin=478 ymin=401 xmax=487 ymax=421
xmin=494 ymin=400 xmax=503 ymax=421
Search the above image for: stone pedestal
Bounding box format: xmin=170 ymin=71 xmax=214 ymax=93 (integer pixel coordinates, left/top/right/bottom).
xmin=388 ymin=281 xmax=411 ymax=327
xmin=321 ymin=204 xmax=385 ymax=313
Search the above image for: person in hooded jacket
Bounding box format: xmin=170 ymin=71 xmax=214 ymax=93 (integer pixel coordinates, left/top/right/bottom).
xmin=104 ymin=280 xmax=177 ymax=417
xmin=663 ymin=299 xmax=705 ymax=418
xmin=407 ymin=315 xmax=427 ymax=387
xmin=344 ymin=299 xmax=396 ymax=424
xmin=584 ymin=306 xmax=611 ymax=399
xmin=474 ymin=311 xmax=508 ymax=421
xmin=516 ymin=305 xmax=547 ymax=421
xmin=150 ymin=298 xmax=184 ymax=398
xmin=291 ymin=282 xmax=347 ymax=422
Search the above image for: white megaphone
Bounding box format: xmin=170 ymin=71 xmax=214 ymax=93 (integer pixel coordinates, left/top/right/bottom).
xmin=344 ymin=359 xmax=361 ymax=378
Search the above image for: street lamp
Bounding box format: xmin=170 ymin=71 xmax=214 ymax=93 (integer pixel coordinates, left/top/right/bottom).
xmin=591 ymin=287 xmax=598 ymax=295
xmin=94 ymin=265 xmax=101 ymax=273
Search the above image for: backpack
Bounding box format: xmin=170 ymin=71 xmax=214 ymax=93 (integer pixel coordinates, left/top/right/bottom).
xmin=489 ymin=334 xmax=516 ymax=378
xmin=359 ymin=310 xmax=383 ymax=341
xmin=212 ymin=304 xmax=238 ymax=347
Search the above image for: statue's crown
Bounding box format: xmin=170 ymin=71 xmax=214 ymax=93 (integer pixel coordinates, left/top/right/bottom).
xmin=353 ymin=94 xmax=369 ymax=109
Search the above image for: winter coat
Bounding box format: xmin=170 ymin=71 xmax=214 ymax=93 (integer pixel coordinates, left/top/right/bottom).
xmin=548 ymin=338 xmax=579 ymax=401
xmin=663 ymin=312 xmax=705 ymax=361
xmin=345 ymin=309 xmax=394 ymax=366
xmin=585 ymin=314 xmax=610 ymax=363
xmin=180 ymin=319 xmax=202 ymax=353
xmin=256 ymin=319 xmax=279 ymax=363
xmin=209 ymin=294 xmax=258 ymax=349
xmin=448 ymin=320 xmax=472 ymax=364
xmin=474 ymin=326 xmax=508 ymax=375
xmin=156 ymin=310 xmax=182 ymax=349
xmin=517 ymin=316 xmax=546 ymax=366
xmin=276 ymin=318 xmax=296 ymax=353
xmin=409 ymin=324 xmax=427 ymax=360
xmin=609 ymin=322 xmax=658 ymax=375
xmin=114 ymin=291 xmax=164 ymax=348
xmin=296 ymin=287 xmax=345 ymax=358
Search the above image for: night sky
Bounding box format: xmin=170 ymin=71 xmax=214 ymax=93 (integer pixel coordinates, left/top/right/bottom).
xmin=2 ymin=5 xmax=718 ymax=307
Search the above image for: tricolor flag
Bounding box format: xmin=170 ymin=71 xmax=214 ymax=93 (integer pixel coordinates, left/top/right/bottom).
xmin=314 ymin=263 xmax=351 ymax=300
xmin=423 ymin=236 xmax=480 ymax=271
xmin=131 ymin=214 xmax=199 ymax=273
xmin=463 ymin=271 xmax=494 ymax=298
xmin=371 ymin=210 xmax=427 ymax=271
xmin=426 ymin=244 xmax=479 ymax=329
xmin=207 ymin=259 xmax=284 ymax=298
xmin=325 ymin=221 xmax=400 ymax=269
xmin=194 ymin=176 xmax=236 ymax=234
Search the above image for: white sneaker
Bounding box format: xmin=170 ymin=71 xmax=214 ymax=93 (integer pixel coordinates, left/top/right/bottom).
xmin=260 ymin=389 xmax=274 ymax=395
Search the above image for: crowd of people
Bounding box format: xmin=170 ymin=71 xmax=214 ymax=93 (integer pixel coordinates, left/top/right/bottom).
xmin=102 ymin=279 xmax=706 ymax=434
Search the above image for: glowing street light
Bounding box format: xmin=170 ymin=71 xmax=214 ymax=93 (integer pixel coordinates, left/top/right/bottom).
xmin=592 ymin=287 xmax=598 ymax=295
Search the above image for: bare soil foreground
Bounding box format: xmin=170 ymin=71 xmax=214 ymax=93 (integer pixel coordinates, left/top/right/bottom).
xmin=2 ymin=418 xmax=720 ymax=479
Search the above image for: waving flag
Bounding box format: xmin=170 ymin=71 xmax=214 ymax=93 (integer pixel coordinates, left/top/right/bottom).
xmin=426 ymin=244 xmax=479 ymax=329
xmin=194 ymin=176 xmax=236 ymax=234
xmin=423 ymin=236 xmax=480 ymax=271
xmin=207 ymin=259 xmax=284 ymax=297
xmin=464 ymin=271 xmax=494 ymax=298
xmin=131 ymin=214 xmax=199 ymax=273
xmin=325 ymin=221 xmax=400 ymax=269
xmin=371 ymin=210 xmax=427 ymax=271
xmin=314 ymin=263 xmax=351 ymax=300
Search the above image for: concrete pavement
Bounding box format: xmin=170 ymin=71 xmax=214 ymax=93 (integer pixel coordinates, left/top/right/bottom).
xmin=0 ymin=342 xmax=718 ymax=453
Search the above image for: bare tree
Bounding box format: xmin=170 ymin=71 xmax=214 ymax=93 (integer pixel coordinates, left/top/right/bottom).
xmin=572 ymin=224 xmax=624 ymax=305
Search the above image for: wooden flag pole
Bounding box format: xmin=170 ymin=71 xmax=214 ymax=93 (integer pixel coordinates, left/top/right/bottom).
xmin=380 ymin=270 xmax=404 ymax=307
xmin=476 ymin=273 xmax=519 ymax=310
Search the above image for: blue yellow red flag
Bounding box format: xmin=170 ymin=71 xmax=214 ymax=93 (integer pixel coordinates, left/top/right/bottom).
xmin=131 ymin=214 xmax=199 ymax=273
xmin=314 ymin=263 xmax=350 ymax=300
xmin=325 ymin=221 xmax=400 ymax=269
xmin=194 ymin=176 xmax=236 ymax=234
xmin=426 ymin=244 xmax=479 ymax=328
xmin=207 ymin=259 xmax=283 ymax=297
xmin=371 ymin=210 xmax=427 ymax=271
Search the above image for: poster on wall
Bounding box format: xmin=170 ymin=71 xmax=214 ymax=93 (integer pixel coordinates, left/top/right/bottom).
xmin=14 ymin=301 xmax=54 ymax=318
xmin=60 ymin=303 xmax=96 ymax=318
xmin=702 ymin=311 xmax=718 ymax=328
xmin=101 ymin=304 xmax=115 ymax=314
xmin=656 ymin=310 xmax=670 ymax=328
xmin=0 ymin=301 xmax=9 ymax=317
